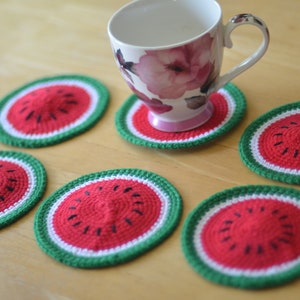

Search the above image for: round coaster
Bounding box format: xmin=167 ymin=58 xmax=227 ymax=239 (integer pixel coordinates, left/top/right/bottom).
xmin=239 ymin=101 xmax=300 ymax=184
xmin=115 ymin=83 xmax=246 ymax=149
xmin=0 ymin=74 xmax=109 ymax=148
xmin=181 ymin=185 xmax=300 ymax=289
xmin=34 ymin=168 xmax=182 ymax=268
xmin=0 ymin=151 xmax=46 ymax=228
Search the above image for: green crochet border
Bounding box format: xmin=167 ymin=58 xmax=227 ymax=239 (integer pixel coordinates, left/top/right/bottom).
xmin=181 ymin=185 xmax=300 ymax=289
xmin=0 ymin=150 xmax=47 ymax=228
xmin=239 ymin=101 xmax=300 ymax=184
xmin=0 ymin=74 xmax=109 ymax=148
xmin=115 ymin=82 xmax=246 ymax=149
xmin=34 ymin=168 xmax=182 ymax=268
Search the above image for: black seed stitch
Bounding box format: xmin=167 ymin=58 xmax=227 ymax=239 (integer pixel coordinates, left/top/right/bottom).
xmin=221 ymin=236 xmax=231 ymax=242
xmin=294 ymin=149 xmax=299 ymax=158
xmin=229 ymin=243 xmax=237 ymax=251
xmin=64 ymin=93 xmax=74 ymax=97
xmin=291 ymin=121 xmax=298 ymax=125
xmin=19 ymin=107 xmax=28 ymax=113
xmin=50 ymin=112 xmax=57 ymax=120
xmin=65 ymin=100 xmax=78 ymax=105
xmin=224 ymin=220 xmax=233 ymax=224
xmin=84 ymin=191 xmax=90 ymax=196
xmin=274 ymin=141 xmax=283 ymax=146
xmin=125 ymin=218 xmax=133 ymax=225
xmin=98 ymin=186 xmax=103 ymax=191
xmin=282 ymin=224 xmax=293 ymax=228
xmin=68 ymin=214 xmax=77 ymax=220
xmin=69 ymin=206 xmax=76 ymax=210
xmin=278 ymin=237 xmax=291 ymax=244
xmin=132 ymin=209 xmax=143 ymax=215
xmin=25 ymin=111 xmax=34 ymax=120
xmin=36 ymin=114 xmax=42 ymax=123
xmin=281 ymin=126 xmax=289 ymax=129
xmin=234 ymin=212 xmax=241 ymax=218
xmin=59 ymin=108 xmax=68 ymax=114
xmin=247 ymin=208 xmax=253 ymax=213
xmin=96 ymin=228 xmax=102 ymax=236
xmin=123 ymin=187 xmax=132 ymax=193
xmin=72 ymin=221 xmax=81 ymax=227
xmin=272 ymin=209 xmax=279 ymax=215
xmin=282 ymin=147 xmax=289 ymax=155
xmin=257 ymin=245 xmax=263 ymax=254
xmin=6 ymin=170 xmax=15 ymax=173
xmin=6 ymin=186 xmax=14 ymax=192
xmin=219 ymin=227 xmax=230 ymax=232
xmin=244 ymin=245 xmax=251 ymax=254
xmin=113 ymin=185 xmax=119 ymax=191
xmin=134 ymin=201 xmax=143 ymax=205
xmin=112 ymin=224 xmax=117 ymax=233
xmin=83 ymin=226 xmax=90 ymax=234
xmin=75 ymin=198 xmax=81 ymax=202
xmin=8 ymin=178 xmax=17 ymax=182
xmin=279 ymin=215 xmax=288 ymax=220
xmin=260 ymin=206 xmax=265 ymax=212
xmin=0 ymin=196 xmax=4 ymax=201
xmin=132 ymin=193 xmax=141 ymax=197
xmin=270 ymin=242 xmax=278 ymax=250
xmin=274 ymin=133 xmax=283 ymax=136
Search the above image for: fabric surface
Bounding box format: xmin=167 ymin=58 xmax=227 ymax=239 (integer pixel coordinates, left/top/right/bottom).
xmin=115 ymin=83 xmax=246 ymax=149
xmin=181 ymin=185 xmax=300 ymax=289
xmin=239 ymin=101 xmax=300 ymax=184
xmin=0 ymin=150 xmax=46 ymax=228
xmin=34 ymin=168 xmax=182 ymax=268
xmin=0 ymin=74 xmax=109 ymax=148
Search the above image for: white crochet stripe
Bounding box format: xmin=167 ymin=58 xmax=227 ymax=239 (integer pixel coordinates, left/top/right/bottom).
xmin=250 ymin=109 xmax=300 ymax=175
xmin=46 ymin=174 xmax=170 ymax=257
xmin=0 ymin=79 xmax=99 ymax=139
xmin=0 ymin=157 xmax=35 ymax=218
xmin=126 ymin=88 xmax=235 ymax=144
xmin=194 ymin=193 xmax=300 ymax=277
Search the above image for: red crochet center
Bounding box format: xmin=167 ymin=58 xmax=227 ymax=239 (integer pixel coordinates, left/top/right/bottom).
xmin=132 ymin=92 xmax=229 ymax=140
xmin=0 ymin=160 xmax=29 ymax=212
xmin=7 ymin=85 xmax=91 ymax=134
xmin=52 ymin=178 xmax=162 ymax=251
xmin=258 ymin=114 xmax=300 ymax=170
xmin=201 ymin=198 xmax=300 ymax=270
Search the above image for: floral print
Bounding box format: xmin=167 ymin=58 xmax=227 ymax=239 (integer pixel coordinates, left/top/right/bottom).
xmin=135 ymin=33 xmax=214 ymax=99
xmin=114 ymin=32 xmax=215 ymax=114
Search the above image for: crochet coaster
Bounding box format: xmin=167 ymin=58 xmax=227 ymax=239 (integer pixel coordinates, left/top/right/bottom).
xmin=115 ymin=83 xmax=246 ymax=149
xmin=239 ymin=101 xmax=300 ymax=184
xmin=0 ymin=151 xmax=46 ymax=228
xmin=34 ymin=168 xmax=182 ymax=268
xmin=181 ymin=185 xmax=300 ymax=289
xmin=0 ymin=74 xmax=109 ymax=148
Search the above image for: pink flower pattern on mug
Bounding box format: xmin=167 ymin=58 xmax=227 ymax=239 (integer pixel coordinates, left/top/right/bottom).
xmin=134 ymin=33 xmax=214 ymax=99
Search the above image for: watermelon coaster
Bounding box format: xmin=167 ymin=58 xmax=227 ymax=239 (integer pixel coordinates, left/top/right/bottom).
xmin=34 ymin=168 xmax=182 ymax=268
xmin=0 ymin=151 xmax=46 ymax=228
xmin=181 ymin=185 xmax=300 ymax=289
xmin=0 ymin=74 xmax=109 ymax=148
xmin=115 ymin=83 xmax=246 ymax=149
xmin=239 ymin=101 xmax=300 ymax=184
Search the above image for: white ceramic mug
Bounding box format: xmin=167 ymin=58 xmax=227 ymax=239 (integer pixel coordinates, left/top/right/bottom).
xmin=108 ymin=0 xmax=269 ymax=132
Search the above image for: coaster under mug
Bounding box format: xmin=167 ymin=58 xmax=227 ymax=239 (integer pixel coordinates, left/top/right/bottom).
xmin=115 ymin=83 xmax=246 ymax=149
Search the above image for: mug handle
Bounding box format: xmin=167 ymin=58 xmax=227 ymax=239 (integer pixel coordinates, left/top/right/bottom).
xmin=208 ymin=14 xmax=270 ymax=94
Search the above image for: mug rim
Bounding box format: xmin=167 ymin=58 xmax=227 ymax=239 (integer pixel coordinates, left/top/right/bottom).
xmin=107 ymin=0 xmax=222 ymax=50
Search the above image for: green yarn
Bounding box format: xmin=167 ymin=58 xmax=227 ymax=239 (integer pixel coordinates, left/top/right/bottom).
xmin=0 ymin=74 xmax=109 ymax=148
xmin=34 ymin=168 xmax=182 ymax=268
